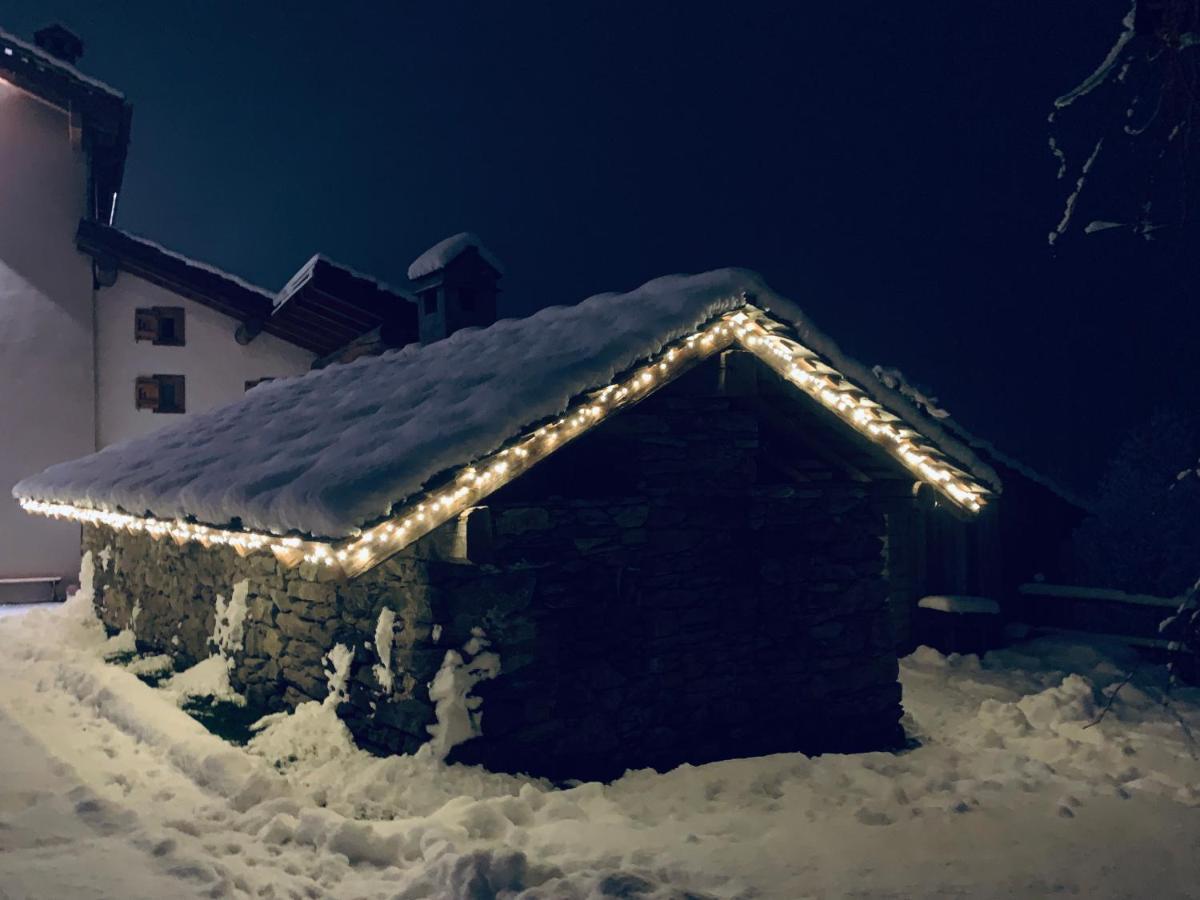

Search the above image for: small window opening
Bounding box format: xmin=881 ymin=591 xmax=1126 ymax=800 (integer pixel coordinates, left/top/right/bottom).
xmin=245 ymin=377 xmax=275 ymax=392
xmin=136 ymin=374 xmax=186 ymax=413
xmin=135 ymin=307 xmax=186 ymax=346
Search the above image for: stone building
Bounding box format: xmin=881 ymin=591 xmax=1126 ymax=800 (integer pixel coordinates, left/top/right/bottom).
xmin=16 ymin=269 xmax=1001 ymax=780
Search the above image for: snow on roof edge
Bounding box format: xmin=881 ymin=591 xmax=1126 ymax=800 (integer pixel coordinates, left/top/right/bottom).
xmin=408 ymin=232 xmax=504 ymax=281
xmin=870 ymin=365 xmax=1082 ymax=510
xmin=759 ymin=298 xmax=1002 ymax=493
xmin=275 ymin=253 xmax=415 ymax=309
xmin=0 ymin=26 xmax=125 ymax=99
xmin=14 ymin=268 xmax=998 ymax=539
xmin=108 ymin=226 xmax=277 ymax=301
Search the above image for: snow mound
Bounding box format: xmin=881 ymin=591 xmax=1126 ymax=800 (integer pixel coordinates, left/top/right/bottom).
xmin=407 ymin=231 xmax=504 ymax=280
xmin=161 ymin=655 xmax=244 ymax=706
xmin=248 ymin=644 xmax=356 ymax=769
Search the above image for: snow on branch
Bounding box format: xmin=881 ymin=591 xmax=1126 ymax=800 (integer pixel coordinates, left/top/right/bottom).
xmin=1054 ymin=2 xmax=1138 ymax=110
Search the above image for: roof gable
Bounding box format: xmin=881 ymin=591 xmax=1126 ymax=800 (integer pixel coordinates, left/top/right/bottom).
xmin=15 ymin=269 xmax=998 ymax=576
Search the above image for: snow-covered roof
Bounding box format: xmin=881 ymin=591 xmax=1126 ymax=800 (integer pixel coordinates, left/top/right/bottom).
xmin=82 ymin=222 xmax=277 ymax=301
xmin=407 ymin=233 xmax=504 ymax=281
xmin=0 ymin=25 xmax=123 ymax=99
xmin=1 ymin=25 xmax=132 ymax=207
xmin=15 ymin=269 xmax=998 ymax=543
xmin=275 ymin=253 xmax=414 ymax=310
xmin=871 ymin=365 xmax=1090 ymax=512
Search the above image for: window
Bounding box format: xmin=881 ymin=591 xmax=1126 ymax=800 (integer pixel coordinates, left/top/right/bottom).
xmin=244 ymin=377 xmax=275 ymax=392
xmin=135 ymin=307 xmax=186 ymax=346
xmin=423 ymin=291 xmax=438 ymax=315
xmin=135 ymin=374 xmax=186 ymax=413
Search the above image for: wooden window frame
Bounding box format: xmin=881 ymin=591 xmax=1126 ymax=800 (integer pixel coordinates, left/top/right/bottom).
xmin=135 ymin=374 xmax=186 ymax=414
xmin=134 ymin=306 xmax=186 ymax=346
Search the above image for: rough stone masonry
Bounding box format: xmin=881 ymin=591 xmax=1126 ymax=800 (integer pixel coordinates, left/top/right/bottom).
xmin=83 ymin=357 xmax=904 ymax=781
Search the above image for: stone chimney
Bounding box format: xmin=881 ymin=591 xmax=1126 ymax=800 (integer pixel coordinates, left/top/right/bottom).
xmin=407 ymin=232 xmax=503 ymax=344
xmin=34 ymin=24 xmax=85 ymax=65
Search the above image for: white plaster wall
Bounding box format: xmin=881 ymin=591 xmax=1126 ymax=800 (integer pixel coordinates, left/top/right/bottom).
xmin=96 ymin=273 xmax=314 ymax=447
xmin=0 ymin=78 xmax=96 ymax=588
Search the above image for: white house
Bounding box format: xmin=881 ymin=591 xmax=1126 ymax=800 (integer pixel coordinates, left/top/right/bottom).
xmin=0 ymin=24 xmax=431 ymax=600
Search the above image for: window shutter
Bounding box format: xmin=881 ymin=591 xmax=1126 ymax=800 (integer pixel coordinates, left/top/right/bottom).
xmin=135 ymin=377 xmax=160 ymax=410
xmin=135 ymin=309 xmax=158 ymax=341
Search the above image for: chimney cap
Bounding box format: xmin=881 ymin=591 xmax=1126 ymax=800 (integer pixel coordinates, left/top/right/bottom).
xmin=407 ymin=232 xmax=504 ymax=282
xmin=33 ymin=23 xmax=84 ymax=65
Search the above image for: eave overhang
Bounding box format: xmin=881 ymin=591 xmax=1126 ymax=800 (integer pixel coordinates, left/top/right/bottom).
xmin=19 ymin=302 xmax=996 ymax=578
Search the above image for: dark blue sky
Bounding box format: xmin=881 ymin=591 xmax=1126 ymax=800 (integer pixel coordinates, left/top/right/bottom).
xmin=6 ymin=1 xmax=1196 ymax=492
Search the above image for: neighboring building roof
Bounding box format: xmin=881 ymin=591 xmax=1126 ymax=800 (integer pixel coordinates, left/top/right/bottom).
xmin=15 ymin=268 xmax=999 ymax=552
xmin=76 ymin=219 xmax=277 ymax=322
xmin=407 ymin=232 xmax=504 ymax=281
xmin=0 ymin=26 xmax=131 ymax=220
xmin=76 ymin=222 xmax=418 ymax=356
xmin=270 ymin=254 xmax=417 ymax=356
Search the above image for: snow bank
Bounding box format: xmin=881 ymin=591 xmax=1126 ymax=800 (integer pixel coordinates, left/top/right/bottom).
xmin=407 ymin=231 xmax=504 ymax=280
xmin=160 ymin=655 xmax=243 ymax=706
xmin=4 ymin=588 xmax=1200 ymax=898
xmin=15 ymin=269 xmax=998 ymax=539
xmin=247 ymin=644 xmax=356 ymax=770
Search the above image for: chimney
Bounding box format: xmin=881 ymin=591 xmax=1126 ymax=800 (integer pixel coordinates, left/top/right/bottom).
xmin=407 ymin=232 xmax=503 ymax=344
xmin=34 ymin=24 xmax=85 ymax=65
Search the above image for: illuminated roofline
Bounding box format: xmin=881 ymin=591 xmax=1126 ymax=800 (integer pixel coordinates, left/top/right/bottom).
xmin=19 ymin=303 xmax=992 ymax=577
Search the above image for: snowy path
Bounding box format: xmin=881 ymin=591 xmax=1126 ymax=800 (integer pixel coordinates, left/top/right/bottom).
xmin=2 ymin=594 xmax=1200 ymax=898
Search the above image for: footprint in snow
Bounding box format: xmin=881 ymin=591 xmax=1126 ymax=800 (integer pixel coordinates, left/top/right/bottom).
xmin=854 ymin=807 xmax=893 ymax=826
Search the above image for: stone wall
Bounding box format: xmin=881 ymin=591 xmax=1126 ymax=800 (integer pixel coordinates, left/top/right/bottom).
xmin=84 ymin=358 xmax=903 ymax=781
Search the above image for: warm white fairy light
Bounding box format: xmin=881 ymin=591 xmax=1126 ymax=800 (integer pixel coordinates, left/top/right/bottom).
xmin=19 ymin=303 xmax=991 ymax=577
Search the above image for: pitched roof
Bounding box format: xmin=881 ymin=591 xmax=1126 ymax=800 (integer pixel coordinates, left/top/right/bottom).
xmin=76 ymin=222 xmax=418 ymax=356
xmin=76 ymin=219 xmax=277 ymax=322
xmin=14 ymin=269 xmax=998 ymax=554
xmin=269 ymin=254 xmax=417 ymax=356
xmin=407 ymin=232 xmax=503 ymax=281
xmin=0 ymin=26 xmax=131 ymax=219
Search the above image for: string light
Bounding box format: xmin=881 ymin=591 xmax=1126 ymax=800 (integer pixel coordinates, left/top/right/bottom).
xmin=18 ymin=303 xmax=992 ymax=577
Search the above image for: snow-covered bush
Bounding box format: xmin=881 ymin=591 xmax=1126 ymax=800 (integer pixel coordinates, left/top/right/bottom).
xmin=1072 ymin=409 xmax=1200 ymax=597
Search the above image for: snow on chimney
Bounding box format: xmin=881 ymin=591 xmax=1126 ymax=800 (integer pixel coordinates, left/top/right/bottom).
xmin=34 ymin=24 xmax=84 ymax=65
xmin=408 ymin=233 xmax=503 ymax=344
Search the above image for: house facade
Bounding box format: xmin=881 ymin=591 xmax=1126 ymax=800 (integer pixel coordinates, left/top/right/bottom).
xmin=1 ymin=27 xmax=130 ymax=596
xmin=0 ymin=25 xmax=429 ymax=600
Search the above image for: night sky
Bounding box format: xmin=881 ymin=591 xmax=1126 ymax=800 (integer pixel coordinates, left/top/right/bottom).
xmin=5 ymin=1 xmax=1197 ymax=493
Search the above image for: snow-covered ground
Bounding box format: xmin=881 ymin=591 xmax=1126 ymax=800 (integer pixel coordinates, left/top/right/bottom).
xmin=1 ymin=593 xmax=1199 ymax=899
